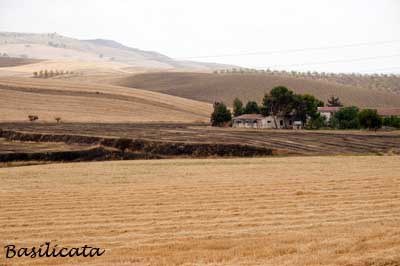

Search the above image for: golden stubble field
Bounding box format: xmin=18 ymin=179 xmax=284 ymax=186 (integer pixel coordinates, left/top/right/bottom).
xmin=0 ymin=77 xmax=212 ymax=123
xmin=0 ymin=156 xmax=400 ymax=266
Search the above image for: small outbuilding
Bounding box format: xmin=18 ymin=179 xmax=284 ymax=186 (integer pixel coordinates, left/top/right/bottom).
xmin=317 ymin=106 xmax=341 ymax=122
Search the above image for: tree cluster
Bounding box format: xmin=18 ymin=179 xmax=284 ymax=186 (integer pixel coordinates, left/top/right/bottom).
xmin=33 ymin=70 xmax=74 ymax=78
xmin=383 ymin=116 xmax=400 ymax=129
xmin=331 ymin=107 xmax=384 ymax=130
xmin=210 ymin=86 xmax=399 ymax=131
xmin=232 ymin=86 xmax=324 ymax=128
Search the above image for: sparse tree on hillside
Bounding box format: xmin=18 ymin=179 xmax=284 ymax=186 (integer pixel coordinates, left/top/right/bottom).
xmin=33 ymin=71 xmax=38 ymax=78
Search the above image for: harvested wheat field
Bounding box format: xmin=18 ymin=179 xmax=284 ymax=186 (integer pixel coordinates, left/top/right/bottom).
xmin=1 ymin=156 xmax=399 ymax=266
xmin=0 ymin=77 xmax=212 ymax=123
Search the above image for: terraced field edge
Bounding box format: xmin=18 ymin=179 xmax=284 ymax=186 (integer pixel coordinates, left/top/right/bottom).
xmin=0 ymin=129 xmax=274 ymax=162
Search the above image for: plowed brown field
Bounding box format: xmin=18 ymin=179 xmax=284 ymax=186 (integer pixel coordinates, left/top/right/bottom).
xmin=2 ymin=122 xmax=399 ymax=155
xmin=114 ymin=72 xmax=400 ymax=108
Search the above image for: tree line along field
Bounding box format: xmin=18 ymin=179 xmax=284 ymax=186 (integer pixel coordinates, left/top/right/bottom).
xmin=0 ymin=156 xmax=399 ymax=266
xmin=1 ymin=122 xmax=400 ymax=156
xmin=113 ymin=72 xmax=400 ymax=108
xmin=213 ymin=68 xmax=400 ymax=95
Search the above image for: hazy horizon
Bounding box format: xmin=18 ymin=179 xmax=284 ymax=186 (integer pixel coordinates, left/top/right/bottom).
xmin=1 ymin=0 xmax=399 ymax=74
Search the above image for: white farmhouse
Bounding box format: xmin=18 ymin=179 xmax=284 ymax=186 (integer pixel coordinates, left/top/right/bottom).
xmin=317 ymin=106 xmax=341 ymax=122
xmin=232 ymin=114 xmax=298 ymax=129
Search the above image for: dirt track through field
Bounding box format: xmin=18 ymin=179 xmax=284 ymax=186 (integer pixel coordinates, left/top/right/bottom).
xmin=0 ymin=156 xmax=399 ymax=265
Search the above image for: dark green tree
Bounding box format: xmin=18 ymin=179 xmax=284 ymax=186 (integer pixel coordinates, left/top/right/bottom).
xmin=244 ymin=101 xmax=260 ymax=114
xmin=306 ymin=115 xmax=326 ymax=129
xmin=383 ymin=116 xmax=400 ymax=128
xmin=233 ymin=98 xmax=244 ymax=116
xmin=262 ymin=86 xmax=296 ymax=128
xmin=332 ymin=106 xmax=360 ymax=129
xmin=210 ymin=102 xmax=232 ymax=127
xmin=293 ymin=94 xmax=324 ymax=123
xmin=327 ymin=96 xmax=343 ymax=107
xmin=358 ymin=109 xmax=382 ymax=130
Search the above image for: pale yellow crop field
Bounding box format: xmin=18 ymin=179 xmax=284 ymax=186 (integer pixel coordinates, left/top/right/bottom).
xmin=0 ymin=77 xmax=212 ymax=123
xmin=0 ymin=156 xmax=400 ymax=266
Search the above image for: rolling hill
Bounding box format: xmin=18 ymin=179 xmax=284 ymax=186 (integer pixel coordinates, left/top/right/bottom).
xmin=0 ymin=77 xmax=212 ymax=123
xmin=0 ymin=32 xmax=233 ymax=71
xmin=0 ymin=57 xmax=42 ymax=67
xmin=113 ymin=72 xmax=400 ymax=108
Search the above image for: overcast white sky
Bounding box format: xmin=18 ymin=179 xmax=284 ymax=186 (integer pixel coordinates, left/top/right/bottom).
xmin=1 ymin=0 xmax=399 ymax=73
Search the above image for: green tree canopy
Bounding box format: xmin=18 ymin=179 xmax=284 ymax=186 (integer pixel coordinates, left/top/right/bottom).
xmin=210 ymin=102 xmax=232 ymax=126
xmin=358 ymin=109 xmax=382 ymax=130
xmin=244 ymin=101 xmax=260 ymax=114
xmin=293 ymin=94 xmax=324 ymax=122
xmin=383 ymin=116 xmax=400 ymax=128
xmin=262 ymin=86 xmax=296 ymax=116
xmin=233 ymin=98 xmax=244 ymax=117
xmin=332 ymin=106 xmax=360 ymax=129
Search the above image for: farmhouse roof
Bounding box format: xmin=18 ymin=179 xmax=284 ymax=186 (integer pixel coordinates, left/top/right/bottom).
xmin=317 ymin=106 xmax=341 ymax=112
xmin=375 ymin=108 xmax=400 ymax=117
xmin=317 ymin=106 xmax=400 ymax=116
xmin=233 ymin=114 xmax=265 ymax=120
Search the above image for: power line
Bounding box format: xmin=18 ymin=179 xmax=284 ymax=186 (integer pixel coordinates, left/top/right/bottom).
xmin=176 ymin=40 xmax=400 ymax=59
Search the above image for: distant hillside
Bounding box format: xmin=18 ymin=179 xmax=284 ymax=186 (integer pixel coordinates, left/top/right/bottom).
xmin=0 ymin=32 xmax=234 ymax=71
xmin=114 ymin=72 xmax=400 ymax=108
xmin=215 ymin=69 xmax=400 ymax=95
